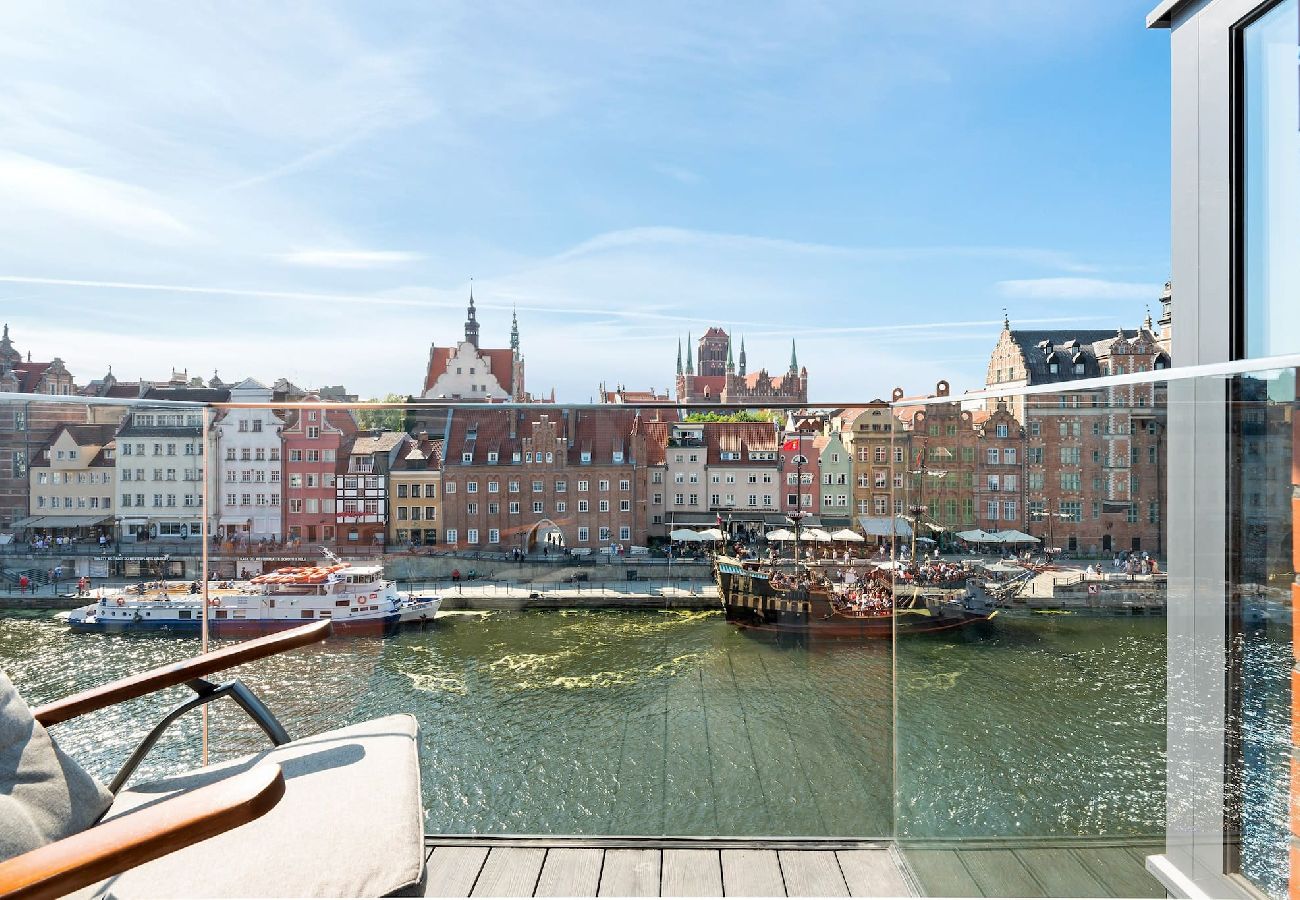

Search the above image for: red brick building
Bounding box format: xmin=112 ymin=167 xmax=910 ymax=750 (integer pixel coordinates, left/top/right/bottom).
xmin=282 ymin=398 xmax=358 ymax=544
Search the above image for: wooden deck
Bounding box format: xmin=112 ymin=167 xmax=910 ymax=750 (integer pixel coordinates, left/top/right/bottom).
xmin=419 ymin=836 xmax=1164 ymax=897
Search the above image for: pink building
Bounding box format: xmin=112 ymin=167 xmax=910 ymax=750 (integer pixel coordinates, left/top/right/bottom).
xmin=282 ymin=398 xmax=358 ymax=544
xmin=779 ymin=430 xmax=821 ymax=522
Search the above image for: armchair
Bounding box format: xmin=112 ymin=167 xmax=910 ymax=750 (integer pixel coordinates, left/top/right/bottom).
xmin=0 ymin=621 xmax=426 ymax=899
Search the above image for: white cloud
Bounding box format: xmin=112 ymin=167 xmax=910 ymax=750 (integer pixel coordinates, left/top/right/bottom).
xmin=0 ymin=152 xmax=195 ymax=244
xmin=997 ymin=278 xmax=1162 ymax=300
xmin=275 ymin=250 xmax=426 ymax=269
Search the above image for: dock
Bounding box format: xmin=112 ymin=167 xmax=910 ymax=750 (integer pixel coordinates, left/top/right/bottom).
xmin=418 ymin=835 xmax=1164 ymax=896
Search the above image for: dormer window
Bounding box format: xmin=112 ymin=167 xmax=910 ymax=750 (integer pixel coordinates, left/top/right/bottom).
xmin=581 ymin=451 xmax=592 ymax=463
xmin=512 ymin=451 xmax=522 ymax=462
xmin=487 ymin=451 xmax=499 ymax=463
xmin=1048 ymin=362 xmax=1059 ymax=374
xmin=461 ymin=452 xmax=472 ymax=463
xmin=1074 ymin=362 xmax=1085 ymax=374
xmin=612 ymin=451 xmax=624 ymax=463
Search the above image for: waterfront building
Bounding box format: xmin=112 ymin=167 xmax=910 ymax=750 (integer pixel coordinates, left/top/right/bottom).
xmin=0 ymin=325 xmax=92 ymax=532
xmin=674 ymin=328 xmax=808 ymax=405
xmin=114 ymin=387 xmax=225 ymax=542
xmin=420 ymin=289 xmax=525 ymax=402
xmin=778 ymin=429 xmax=820 ymax=524
xmin=211 ymin=379 xmax=284 ymax=543
xmin=892 ymin=383 xmax=981 ymax=537
xmin=985 ymin=314 xmax=1169 ymax=555
xmin=23 ymin=424 xmax=117 ymax=540
xmin=634 ymin=418 xmax=672 ymax=538
xmin=836 ymin=402 xmax=908 ymax=525
xmin=705 ymin=421 xmax=781 ymax=534
xmin=389 ymin=432 xmax=444 ymax=547
xmin=335 ymin=430 xmax=410 ymax=548
xmin=438 ymin=408 xmax=647 ymax=552
xmin=814 ymin=430 xmax=854 ymax=527
xmin=282 ymin=397 xmax=357 ymax=545
xmin=973 ymin=403 xmax=1025 ymax=535
xmin=662 ymin=421 xmax=711 ymax=530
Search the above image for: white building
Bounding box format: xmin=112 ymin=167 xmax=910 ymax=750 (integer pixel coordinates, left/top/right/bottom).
xmin=212 ymin=379 xmax=285 ymax=541
xmin=115 ymin=389 xmax=221 ymax=542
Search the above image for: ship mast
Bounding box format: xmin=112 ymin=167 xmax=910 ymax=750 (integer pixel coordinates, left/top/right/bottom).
xmin=790 ymin=450 xmax=808 ymax=570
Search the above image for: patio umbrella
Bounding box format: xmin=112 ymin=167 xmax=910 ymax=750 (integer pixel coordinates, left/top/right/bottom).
xmin=697 ymin=528 xmax=726 ymax=541
xmin=669 ymin=528 xmax=703 ymax=541
xmin=765 ymin=528 xmax=796 ymax=541
xmin=997 ymin=529 xmax=1040 ymax=543
xmin=830 ymin=528 xmax=864 ymax=542
xmin=804 ymin=528 xmax=834 ymax=542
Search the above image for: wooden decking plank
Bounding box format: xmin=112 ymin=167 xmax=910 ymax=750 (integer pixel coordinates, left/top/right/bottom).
xmin=957 ymin=848 xmax=1045 ymax=897
xmin=720 ymin=848 xmax=785 ymax=897
xmin=470 ymin=847 xmax=547 ymax=897
xmin=662 ymin=848 xmax=723 ymax=897
xmin=901 ymin=849 xmax=981 ymax=898
xmin=599 ymin=848 xmax=661 ymax=897
xmin=1071 ymin=846 xmax=1165 ymax=898
xmin=535 ymin=847 xmax=604 ymax=897
xmin=777 ymin=850 xmax=849 ymax=897
xmin=835 ymin=850 xmax=913 ymax=897
xmin=1012 ymin=848 xmax=1109 ymax=897
xmin=424 ymin=845 xmax=490 ymax=897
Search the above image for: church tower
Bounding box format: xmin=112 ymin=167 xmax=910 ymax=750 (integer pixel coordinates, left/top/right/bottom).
xmin=0 ymin=324 xmax=19 ymax=370
xmin=738 ymin=337 xmax=747 ymax=377
xmin=464 ymin=283 xmax=480 ymax=348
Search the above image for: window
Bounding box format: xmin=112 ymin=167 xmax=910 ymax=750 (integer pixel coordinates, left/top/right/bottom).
xmin=466 ymin=529 xmax=479 ymax=544
xmin=555 ymin=480 xmax=566 ymax=492
xmin=619 ymin=526 xmax=631 ymax=541
xmin=598 ymin=479 xmax=610 ymax=491
xmin=445 ymin=482 xmax=456 ymax=494
xmin=619 ymin=499 xmax=630 ymax=512
xmin=488 ymin=528 xmax=500 ymax=544
xmin=577 ymin=527 xmax=589 ymax=542
xmin=619 ymin=479 xmax=630 ymax=491
xmin=445 ymin=528 xmax=458 ymax=544
xmin=599 ymin=527 xmax=611 ymax=542
xmin=1002 ymin=501 xmax=1017 ymax=521
xmin=467 ymin=481 xmax=478 ymax=493
xmin=598 ymin=500 xmax=610 ymax=512
xmin=532 ymin=501 xmax=544 ymax=513
xmin=578 ymin=480 xmax=589 ymax=492
xmin=578 ymin=500 xmax=589 ymax=512
xmin=487 ymin=451 xmax=498 ymax=463
xmin=1058 ymin=501 xmax=1082 ymax=522
xmin=509 ymin=501 xmax=520 ymax=514
xmin=987 ymin=448 xmax=1000 ymax=465
xmin=987 ymin=500 xmax=999 ymax=520
xmin=532 ymin=480 xmax=543 ymax=492
xmin=466 ymin=502 xmax=478 ymax=515
xmin=1060 ymin=447 xmax=1081 ymax=465
xmin=508 ymin=480 xmax=519 ymax=493
xmin=987 ymin=475 xmax=1000 ymax=491
xmin=1059 ymin=473 xmax=1081 ymax=491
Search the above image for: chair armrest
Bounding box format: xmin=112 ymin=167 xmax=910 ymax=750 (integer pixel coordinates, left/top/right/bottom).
xmin=0 ymin=764 xmax=285 ymax=900
xmin=33 ymin=620 xmax=332 ymax=726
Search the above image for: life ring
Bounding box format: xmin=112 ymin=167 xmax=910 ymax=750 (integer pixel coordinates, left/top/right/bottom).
xmin=369 ymin=593 xmax=378 ymax=600
xmin=208 ymin=597 xmax=221 ymax=607
xmin=116 ymin=598 xmax=124 ymax=606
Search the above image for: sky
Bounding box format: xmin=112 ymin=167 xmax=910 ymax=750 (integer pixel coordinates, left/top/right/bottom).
xmin=0 ymin=1 xmax=1172 ymax=403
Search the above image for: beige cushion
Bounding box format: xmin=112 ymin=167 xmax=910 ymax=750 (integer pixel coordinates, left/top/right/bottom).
xmin=0 ymin=670 xmax=113 ymax=863
xmin=74 ymin=714 xmax=426 ymax=898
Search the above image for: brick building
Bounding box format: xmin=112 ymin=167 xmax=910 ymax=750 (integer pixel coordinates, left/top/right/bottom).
xmin=674 ymin=328 xmax=808 ymax=405
xmin=282 ymin=397 xmax=357 ymax=544
xmin=893 ymin=382 xmax=981 ymax=537
xmin=437 ymin=408 xmax=648 ymax=552
xmin=778 ymin=430 xmax=819 ymax=522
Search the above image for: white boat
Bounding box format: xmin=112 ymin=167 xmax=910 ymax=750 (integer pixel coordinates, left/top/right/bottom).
xmin=67 ymin=550 xmax=441 ymax=636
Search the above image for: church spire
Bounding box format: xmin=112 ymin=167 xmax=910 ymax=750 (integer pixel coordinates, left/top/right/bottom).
xmin=676 ymin=339 xmax=682 ymax=376
xmin=738 ymin=336 xmax=747 ymax=376
xmin=0 ymin=323 xmax=18 ymax=369
xmin=1003 ymin=307 xmax=1010 ymax=331
xmin=510 ymin=306 xmax=520 ymax=352
xmin=464 ymin=279 xmax=480 ymax=348
xmin=726 ymin=338 xmax=735 ymax=373
xmin=789 ymin=339 xmax=798 ymax=373
xmin=685 ymin=332 xmax=694 ymax=375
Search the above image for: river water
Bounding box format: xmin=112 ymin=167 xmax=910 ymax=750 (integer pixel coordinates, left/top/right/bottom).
xmin=1 ymin=608 xmax=1167 ymax=842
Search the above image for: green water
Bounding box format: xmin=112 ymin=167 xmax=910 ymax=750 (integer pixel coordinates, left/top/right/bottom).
xmin=0 ymin=609 xmax=1164 ymax=838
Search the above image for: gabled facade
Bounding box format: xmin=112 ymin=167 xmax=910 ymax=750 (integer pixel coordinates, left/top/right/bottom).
xmin=336 ymin=431 xmax=411 ymax=547
xmin=815 ymin=431 xmax=853 ymax=525
xmin=778 ymin=430 xmax=819 ymax=521
xmin=420 ymin=290 xmax=525 ymax=402
xmin=282 ymin=398 xmax=357 ymax=544
xmin=389 ymin=433 xmax=444 ymax=546
xmin=26 ymin=424 xmax=117 ymax=537
xmin=212 ymin=379 xmax=284 ymax=542
xmin=705 ymin=421 xmax=780 ymax=529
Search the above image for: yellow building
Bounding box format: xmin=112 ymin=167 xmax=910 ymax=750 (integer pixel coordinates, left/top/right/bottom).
xmin=388 ymin=434 xmax=443 ymax=547
xmin=24 ymin=424 xmax=119 ymax=540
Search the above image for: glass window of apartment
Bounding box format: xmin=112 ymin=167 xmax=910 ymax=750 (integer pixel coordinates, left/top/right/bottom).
xmin=1242 ymin=0 xmax=1300 ymax=358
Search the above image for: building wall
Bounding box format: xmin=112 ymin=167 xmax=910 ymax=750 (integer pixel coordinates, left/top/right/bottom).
xmin=389 ymin=471 xmax=441 ymax=545
xmin=424 ymin=342 xmax=511 ymax=401
xmin=283 ymin=405 xmax=354 ymax=544
xmin=816 ymin=433 xmax=853 ymax=522
xmin=114 ymin=408 xmax=205 ymax=540
xmin=0 ymin=402 xmax=95 ymax=530
xmin=28 ymin=430 xmax=115 ymax=527
xmin=213 ymin=388 xmax=284 ymax=540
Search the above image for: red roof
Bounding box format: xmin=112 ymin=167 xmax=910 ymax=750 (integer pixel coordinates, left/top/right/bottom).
xmin=704 ymin=422 xmax=780 ymax=465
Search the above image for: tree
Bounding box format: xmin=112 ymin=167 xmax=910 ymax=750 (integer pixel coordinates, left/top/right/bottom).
xmin=356 ymin=393 xmax=407 ymax=433
xmin=682 ymin=410 xmax=778 ymax=423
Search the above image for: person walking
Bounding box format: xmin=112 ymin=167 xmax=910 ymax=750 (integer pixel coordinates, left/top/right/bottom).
xmin=18 ymin=574 xmax=28 ymax=595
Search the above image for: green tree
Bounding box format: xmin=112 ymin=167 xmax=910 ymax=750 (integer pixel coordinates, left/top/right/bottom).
xmin=682 ymin=410 xmax=778 ymax=423
xmin=356 ymin=393 xmax=407 ymax=433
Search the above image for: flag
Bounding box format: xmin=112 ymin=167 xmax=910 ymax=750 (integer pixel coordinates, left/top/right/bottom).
xmin=716 ymin=512 xmax=723 ymax=527
xmin=781 ymin=436 xmax=799 ymax=452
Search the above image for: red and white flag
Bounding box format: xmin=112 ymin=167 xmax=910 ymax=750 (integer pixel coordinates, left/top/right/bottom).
xmin=781 ymin=436 xmax=799 ymax=453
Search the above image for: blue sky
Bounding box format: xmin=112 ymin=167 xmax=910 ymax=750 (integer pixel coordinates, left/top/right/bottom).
xmin=0 ymin=1 xmax=1171 ymax=402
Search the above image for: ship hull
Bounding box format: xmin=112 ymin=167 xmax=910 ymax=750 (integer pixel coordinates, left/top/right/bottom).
xmin=67 ymin=612 xmax=403 ymax=637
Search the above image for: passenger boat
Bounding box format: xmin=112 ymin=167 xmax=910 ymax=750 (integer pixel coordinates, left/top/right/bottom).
xmin=715 ymin=555 xmax=997 ymax=638
xmin=67 ymin=551 xmax=441 ymax=636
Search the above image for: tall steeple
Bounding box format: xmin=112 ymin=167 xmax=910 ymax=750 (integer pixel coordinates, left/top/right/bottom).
xmin=685 ymin=332 xmax=694 ymax=375
xmin=510 ymin=306 xmax=520 ymax=352
xmin=464 ymin=279 xmax=480 ymax=348
xmin=726 ymin=339 xmax=735 ymax=373
xmin=789 ymin=339 xmax=798 ymax=373
xmin=738 ymin=336 xmax=747 ymax=377
xmin=0 ymin=324 xmax=18 ymax=369
xmin=676 ymin=339 xmax=682 ymax=376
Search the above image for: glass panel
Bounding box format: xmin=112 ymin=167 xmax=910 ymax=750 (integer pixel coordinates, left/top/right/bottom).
xmin=1242 ymin=0 xmax=1300 ymax=358
xmin=892 ymin=378 xmax=1169 ymax=896
xmin=1228 ymin=368 xmax=1296 ymax=899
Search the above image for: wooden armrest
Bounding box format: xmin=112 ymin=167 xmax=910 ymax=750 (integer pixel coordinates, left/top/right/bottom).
xmin=33 ymin=620 xmax=332 ymax=727
xmin=0 ymin=764 xmax=285 ymax=900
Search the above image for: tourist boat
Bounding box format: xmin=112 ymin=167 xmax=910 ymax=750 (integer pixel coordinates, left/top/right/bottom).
xmin=715 ymin=556 xmax=997 ymax=638
xmin=66 ymin=551 xmax=441 ymax=635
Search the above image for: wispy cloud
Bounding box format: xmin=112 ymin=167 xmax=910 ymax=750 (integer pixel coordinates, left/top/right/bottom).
xmin=652 ymin=163 xmax=702 ymax=185
xmin=997 ymin=277 xmax=1162 ymax=300
xmin=0 ymin=152 xmax=195 ymax=244
xmin=275 ymin=250 xmax=426 ymax=269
